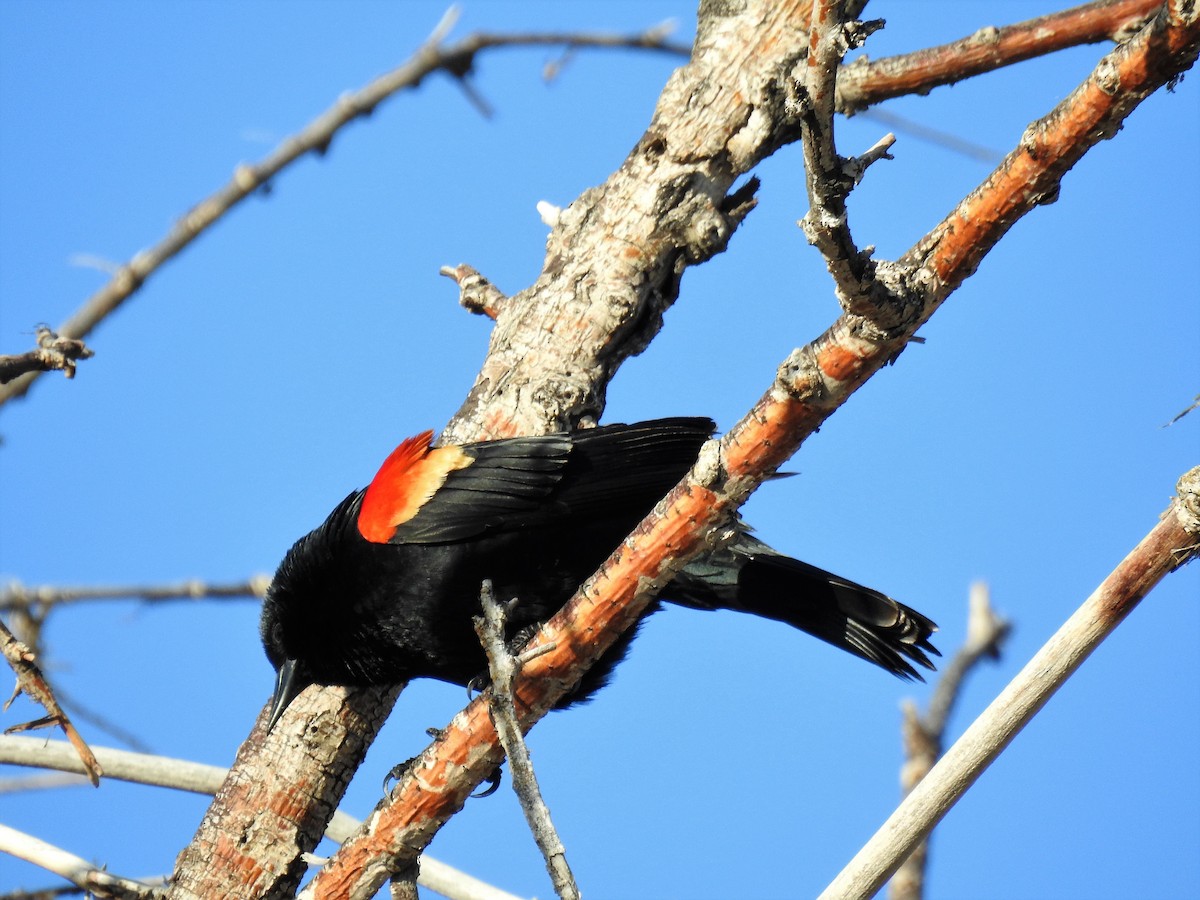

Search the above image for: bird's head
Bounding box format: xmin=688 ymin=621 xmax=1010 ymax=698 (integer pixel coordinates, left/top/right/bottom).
xmin=259 ymin=490 xmax=366 ymax=730
xmin=260 ymin=577 xmax=317 ymax=732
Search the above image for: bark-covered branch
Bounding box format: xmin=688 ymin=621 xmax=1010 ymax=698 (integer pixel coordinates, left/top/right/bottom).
xmin=836 ymin=0 xmax=1161 ymax=113
xmin=822 ymin=466 xmax=1200 ymax=899
xmin=794 ymin=1 xmax=891 ymax=313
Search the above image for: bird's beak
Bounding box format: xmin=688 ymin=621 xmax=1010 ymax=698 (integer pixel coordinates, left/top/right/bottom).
xmin=266 ymin=658 xmax=304 ymax=732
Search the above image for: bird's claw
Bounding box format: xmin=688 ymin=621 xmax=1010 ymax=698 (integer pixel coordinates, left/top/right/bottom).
xmin=471 ymin=765 xmax=503 ymax=798
xmin=382 ymin=758 xmax=416 ymax=799
xmin=466 ymin=672 xmax=490 ymax=701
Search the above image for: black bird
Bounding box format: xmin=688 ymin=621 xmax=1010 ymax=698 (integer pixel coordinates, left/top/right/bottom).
xmin=261 ymin=417 xmax=937 ymax=728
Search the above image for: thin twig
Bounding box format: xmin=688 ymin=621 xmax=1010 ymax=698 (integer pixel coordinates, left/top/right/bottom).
xmin=857 ymin=108 xmax=1001 ymax=163
xmin=0 ymin=823 xmax=162 ymax=900
xmin=0 ymin=882 xmax=90 ymax=899
xmin=889 ymin=583 xmax=1010 ymax=900
xmin=36 ymin=682 xmax=154 ymax=755
xmin=822 ymin=467 xmax=1200 ymax=899
xmin=474 ymin=581 xmax=578 ymax=900
xmin=1164 ymin=392 xmax=1200 ymax=426
xmin=0 ymin=772 xmax=88 ymax=794
xmin=0 ymin=327 xmax=93 ymax=384
xmin=0 ymin=18 xmax=689 ymax=409
xmin=0 ymin=577 xmax=270 ymax=614
xmin=1 ymin=622 xmax=101 ymax=786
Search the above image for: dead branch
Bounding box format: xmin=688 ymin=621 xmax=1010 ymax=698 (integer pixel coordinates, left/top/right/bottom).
xmin=474 ymin=581 xmax=577 ymax=900
xmin=0 ymin=733 xmax=226 ymax=797
xmin=0 ymin=823 xmax=162 ymax=900
xmin=889 ymin=583 xmax=1011 ymax=900
xmin=822 ymin=466 xmax=1200 ymax=899
xmin=1165 ymin=392 xmax=1200 ymax=426
xmin=0 ymin=327 xmax=93 ymax=385
xmin=794 ymin=1 xmax=891 ymax=314
xmin=0 ymin=578 xmax=270 ymax=615
xmin=0 ymin=772 xmax=86 ymax=794
xmin=1 ymin=622 xmax=101 ymax=786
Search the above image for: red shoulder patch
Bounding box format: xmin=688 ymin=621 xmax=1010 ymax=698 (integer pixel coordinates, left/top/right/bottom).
xmin=357 ymin=432 xmax=473 ymax=543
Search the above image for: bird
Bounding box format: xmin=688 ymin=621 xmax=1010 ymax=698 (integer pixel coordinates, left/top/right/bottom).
xmin=261 ymin=417 xmax=938 ymax=729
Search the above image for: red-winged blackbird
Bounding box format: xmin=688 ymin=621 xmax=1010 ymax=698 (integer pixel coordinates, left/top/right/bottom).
xmin=261 ymin=418 xmax=937 ymax=728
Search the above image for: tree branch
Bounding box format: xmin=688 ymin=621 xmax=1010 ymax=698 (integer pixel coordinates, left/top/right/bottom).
xmin=440 ymin=264 xmax=509 ymax=321
xmin=889 ymin=583 xmax=1010 ymax=900
xmin=1 ymin=622 xmax=101 ymax=786
xmin=0 ymin=578 xmax=269 ymax=615
xmin=0 ymin=14 xmax=691 ymax=409
xmin=836 ymin=0 xmax=1162 ymax=113
xmin=474 ymin=582 xmax=577 ymax=900
xmin=0 ymin=327 xmax=93 ymax=385
xmin=822 ymin=466 xmax=1200 ymax=899
xmin=794 ymin=2 xmax=891 ymax=314
xmin=0 ymin=823 xmax=162 ymax=900
xmin=901 ymin=1 xmax=1200 ymax=297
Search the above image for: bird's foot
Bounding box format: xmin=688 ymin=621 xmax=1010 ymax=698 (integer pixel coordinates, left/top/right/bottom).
xmin=472 ymin=765 xmax=503 ymax=798
xmin=382 ymin=757 xmax=415 ymax=799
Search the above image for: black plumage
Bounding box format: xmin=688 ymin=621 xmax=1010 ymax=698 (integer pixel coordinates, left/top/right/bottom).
xmin=260 ymin=418 xmax=937 ymax=726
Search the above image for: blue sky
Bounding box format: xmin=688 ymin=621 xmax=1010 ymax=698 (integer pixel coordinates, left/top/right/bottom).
xmin=1 ymin=2 xmax=1197 ymax=898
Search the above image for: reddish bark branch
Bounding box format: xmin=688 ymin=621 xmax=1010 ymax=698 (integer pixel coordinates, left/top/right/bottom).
xmin=837 ymin=0 xmax=1161 ymax=113
xmin=903 ymin=0 xmax=1200 ymax=297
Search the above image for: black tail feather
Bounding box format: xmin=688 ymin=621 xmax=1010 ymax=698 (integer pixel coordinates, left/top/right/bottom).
xmin=668 ymin=536 xmax=938 ymax=680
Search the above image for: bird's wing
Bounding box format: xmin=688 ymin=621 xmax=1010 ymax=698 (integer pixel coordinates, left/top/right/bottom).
xmin=358 ymin=430 xmax=573 ymax=544
xmin=357 ymin=418 xmax=715 ymax=546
